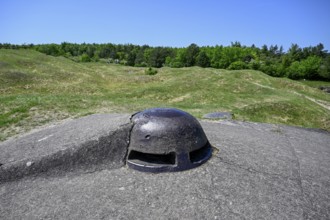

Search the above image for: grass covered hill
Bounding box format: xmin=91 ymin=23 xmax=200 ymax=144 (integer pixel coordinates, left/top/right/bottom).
xmin=1 ymin=49 xmax=329 ymax=140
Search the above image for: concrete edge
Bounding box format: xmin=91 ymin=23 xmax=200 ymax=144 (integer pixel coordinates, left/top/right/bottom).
xmin=0 ymin=123 xmax=132 ymax=183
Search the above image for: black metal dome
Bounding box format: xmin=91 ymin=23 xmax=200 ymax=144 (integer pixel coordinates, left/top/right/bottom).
xmin=127 ymin=108 xmax=212 ymax=172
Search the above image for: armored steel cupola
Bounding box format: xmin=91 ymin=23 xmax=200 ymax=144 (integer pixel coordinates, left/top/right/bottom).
xmin=127 ymin=108 xmax=212 ymax=172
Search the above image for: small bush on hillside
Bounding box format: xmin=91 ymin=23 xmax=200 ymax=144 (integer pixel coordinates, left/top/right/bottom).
xmin=260 ymin=63 xmax=285 ymax=77
xmin=227 ymin=61 xmax=248 ymax=70
xmin=92 ymin=54 xmax=100 ymax=62
xmin=80 ymin=53 xmax=91 ymax=62
xmin=248 ymin=60 xmax=261 ymax=70
xmin=145 ymin=67 xmax=158 ymax=75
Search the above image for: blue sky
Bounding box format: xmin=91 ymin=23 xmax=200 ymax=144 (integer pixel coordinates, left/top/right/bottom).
xmin=1 ymin=0 xmax=330 ymax=50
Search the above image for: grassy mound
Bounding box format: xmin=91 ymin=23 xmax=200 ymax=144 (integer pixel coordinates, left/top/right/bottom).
xmin=1 ymin=49 xmax=329 ymax=140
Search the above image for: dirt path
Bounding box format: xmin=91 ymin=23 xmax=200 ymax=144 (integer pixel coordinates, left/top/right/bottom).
xmin=293 ymin=92 xmax=330 ymax=111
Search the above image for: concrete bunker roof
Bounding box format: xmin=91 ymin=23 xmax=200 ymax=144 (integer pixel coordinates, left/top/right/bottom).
xmin=0 ymin=113 xmax=330 ymax=219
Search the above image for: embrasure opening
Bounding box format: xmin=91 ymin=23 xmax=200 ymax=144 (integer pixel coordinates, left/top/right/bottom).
xmin=128 ymin=151 xmax=176 ymax=165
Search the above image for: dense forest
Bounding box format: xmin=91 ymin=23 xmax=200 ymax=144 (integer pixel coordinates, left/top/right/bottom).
xmin=1 ymin=42 xmax=329 ymax=80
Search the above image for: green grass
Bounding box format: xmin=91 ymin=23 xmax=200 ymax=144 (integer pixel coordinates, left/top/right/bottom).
xmin=1 ymin=49 xmax=329 ymax=141
xmin=298 ymin=80 xmax=330 ymax=88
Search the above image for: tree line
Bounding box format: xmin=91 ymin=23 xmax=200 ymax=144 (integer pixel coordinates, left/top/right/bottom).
xmin=1 ymin=42 xmax=329 ymax=80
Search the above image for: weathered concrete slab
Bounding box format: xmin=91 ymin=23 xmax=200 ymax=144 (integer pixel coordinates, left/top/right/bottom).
xmin=0 ymin=114 xmax=131 ymax=182
xmin=1 ymin=114 xmax=329 ymax=219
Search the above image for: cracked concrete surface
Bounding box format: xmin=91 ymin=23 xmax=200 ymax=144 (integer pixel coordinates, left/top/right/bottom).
xmin=1 ymin=114 xmax=329 ymax=219
xmin=0 ymin=114 xmax=132 ymax=182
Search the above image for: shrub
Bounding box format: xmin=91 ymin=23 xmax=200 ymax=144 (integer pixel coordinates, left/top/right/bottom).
xmin=80 ymin=53 xmax=91 ymax=62
xmin=287 ymin=61 xmax=303 ymax=79
xmin=248 ymin=60 xmax=261 ymax=70
xmin=145 ymin=67 xmax=158 ymax=75
xmin=260 ymin=63 xmax=285 ymax=77
xmin=227 ymin=61 xmax=248 ymax=70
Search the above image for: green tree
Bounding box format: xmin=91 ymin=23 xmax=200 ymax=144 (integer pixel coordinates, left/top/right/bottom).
xmin=210 ymin=46 xmax=223 ymax=68
xmin=288 ymin=44 xmax=303 ymax=62
xmin=231 ymin=41 xmax=242 ymax=47
xmin=164 ymin=56 xmax=173 ymax=67
xmin=218 ymin=47 xmax=243 ymax=69
xmin=127 ymin=51 xmax=137 ymax=66
xmin=196 ymin=51 xmax=210 ymax=67
xmin=99 ymin=47 xmax=111 ymax=58
xmin=287 ymin=56 xmax=322 ymax=79
xmin=312 ymin=43 xmax=326 ymax=58
xmin=184 ymin=43 xmax=200 ymax=66
xmin=170 ymin=48 xmax=186 ymax=68
xmin=300 ymin=56 xmax=322 ymax=79
xmin=319 ymin=56 xmax=330 ymax=80
xmin=135 ymin=47 xmax=148 ymax=67
xmin=148 ymin=47 xmax=163 ymax=67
